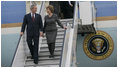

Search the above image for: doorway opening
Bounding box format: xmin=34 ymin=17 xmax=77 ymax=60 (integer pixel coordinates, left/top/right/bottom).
xmin=49 ymin=1 xmax=75 ymax=19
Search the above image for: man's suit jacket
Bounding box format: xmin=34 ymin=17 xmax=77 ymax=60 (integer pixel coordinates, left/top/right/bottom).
xmin=21 ymin=13 xmax=43 ymax=36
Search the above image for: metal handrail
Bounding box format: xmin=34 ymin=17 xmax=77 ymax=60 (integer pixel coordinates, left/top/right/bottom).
xmin=72 ymin=1 xmax=77 ymax=28
xmin=10 ymin=35 xmax=22 ymax=66
xmin=59 ymin=22 xmax=68 ymax=67
xmin=39 ymin=1 xmax=43 ymax=14
xmin=59 ymin=22 xmax=73 ymax=67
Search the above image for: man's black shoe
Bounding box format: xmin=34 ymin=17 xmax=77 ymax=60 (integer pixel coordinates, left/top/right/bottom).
xmin=31 ymin=56 xmax=34 ymax=59
xmin=34 ymin=61 xmax=38 ymax=64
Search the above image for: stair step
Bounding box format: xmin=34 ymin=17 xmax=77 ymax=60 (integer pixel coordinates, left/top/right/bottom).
xmin=42 ymin=37 xmax=64 ymax=41
xmin=40 ymin=44 xmax=62 ymax=47
xmin=40 ymin=46 xmax=62 ymax=49
xmin=25 ymin=65 xmax=59 ymax=67
xmin=40 ymin=47 xmax=62 ymax=52
xmin=57 ymin=30 xmax=65 ymax=32
xmin=37 ymin=65 xmax=59 ymax=67
xmin=42 ymin=39 xmax=63 ymax=43
xmin=43 ymin=31 xmax=64 ymax=34
xmin=39 ymin=51 xmax=61 ymax=56
xmin=43 ymin=34 xmax=64 ymax=38
xmin=41 ymin=43 xmax=63 ymax=45
xmin=26 ymin=57 xmax=60 ymax=62
xmin=24 ymin=63 xmax=59 ymax=67
xmin=39 ymin=54 xmax=61 ymax=57
xmin=57 ymin=31 xmax=64 ymax=33
xmin=42 ymin=35 xmax=64 ymax=39
xmin=42 ymin=37 xmax=64 ymax=40
xmin=41 ymin=42 xmax=63 ymax=44
xmin=60 ymin=18 xmax=73 ymax=21
xmin=57 ymin=28 xmax=65 ymax=31
xmin=25 ymin=59 xmax=60 ymax=65
xmin=40 ymin=50 xmax=61 ymax=53
xmin=57 ymin=34 xmax=64 ymax=36
xmin=27 ymin=54 xmax=61 ymax=58
xmin=27 ymin=54 xmax=61 ymax=60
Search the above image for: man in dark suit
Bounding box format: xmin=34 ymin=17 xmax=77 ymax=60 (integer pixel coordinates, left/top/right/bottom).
xmin=60 ymin=1 xmax=75 ymax=19
xmin=20 ymin=4 xmax=43 ymax=64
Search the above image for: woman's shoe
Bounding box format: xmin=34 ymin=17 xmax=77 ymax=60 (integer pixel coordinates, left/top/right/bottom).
xmin=51 ymin=55 xmax=54 ymax=58
xmin=49 ymin=55 xmax=52 ymax=58
xmin=34 ymin=61 xmax=38 ymax=64
xmin=49 ymin=55 xmax=54 ymax=58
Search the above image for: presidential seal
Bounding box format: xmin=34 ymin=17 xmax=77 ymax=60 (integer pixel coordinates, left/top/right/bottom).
xmin=83 ymin=30 xmax=114 ymax=60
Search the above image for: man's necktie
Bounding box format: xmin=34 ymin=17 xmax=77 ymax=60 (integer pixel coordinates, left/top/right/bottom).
xmin=32 ymin=14 xmax=34 ymax=22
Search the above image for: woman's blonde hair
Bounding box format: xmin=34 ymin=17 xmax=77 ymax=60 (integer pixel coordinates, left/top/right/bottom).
xmin=46 ymin=5 xmax=54 ymax=13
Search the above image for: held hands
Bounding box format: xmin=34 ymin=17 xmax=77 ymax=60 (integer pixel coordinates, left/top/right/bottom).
xmin=40 ymin=32 xmax=44 ymax=37
xmin=20 ymin=32 xmax=24 ymax=36
xmin=20 ymin=32 xmax=44 ymax=37
xmin=64 ymin=26 xmax=67 ymax=29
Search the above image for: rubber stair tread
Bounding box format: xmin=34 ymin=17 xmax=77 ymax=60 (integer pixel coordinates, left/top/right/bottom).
xmin=25 ymin=60 xmax=60 ymax=65
xmin=27 ymin=54 xmax=61 ymax=58
xmin=24 ymin=63 xmax=59 ymax=67
xmin=42 ymin=38 xmax=64 ymax=41
xmin=42 ymin=40 xmax=63 ymax=42
xmin=27 ymin=55 xmax=60 ymax=59
xmin=42 ymin=39 xmax=63 ymax=42
xmin=25 ymin=65 xmax=59 ymax=67
xmin=40 ymin=47 xmax=62 ymax=52
xmin=39 ymin=51 xmax=61 ymax=56
xmin=39 ymin=50 xmax=61 ymax=53
xmin=40 ymin=46 xmax=62 ymax=49
xmin=41 ymin=44 xmax=62 ymax=47
xmin=26 ymin=57 xmax=60 ymax=61
xmin=36 ymin=65 xmax=59 ymax=67
xmin=41 ymin=42 xmax=63 ymax=44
